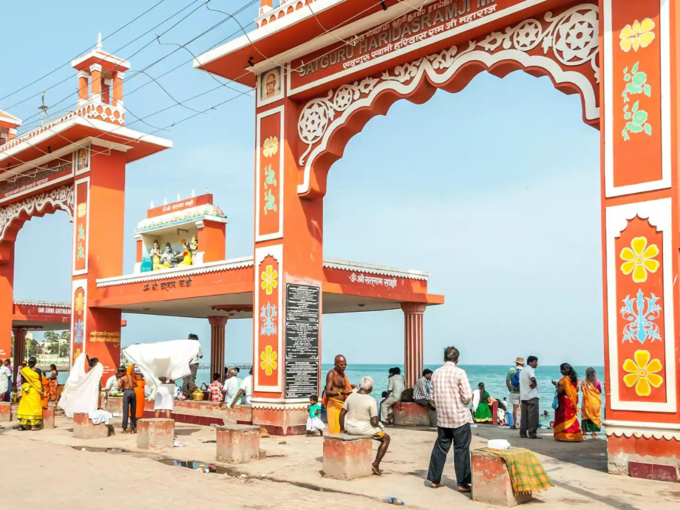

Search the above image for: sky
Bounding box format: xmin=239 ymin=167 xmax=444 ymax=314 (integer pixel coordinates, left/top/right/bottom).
xmin=2 ymin=0 xmax=603 ymax=367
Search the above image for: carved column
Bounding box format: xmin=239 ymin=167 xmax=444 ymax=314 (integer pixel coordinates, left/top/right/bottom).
xmin=402 ymin=303 xmax=426 ymax=388
xmin=12 ymin=327 xmax=26 ymax=384
xmin=208 ymin=316 xmax=228 ymax=381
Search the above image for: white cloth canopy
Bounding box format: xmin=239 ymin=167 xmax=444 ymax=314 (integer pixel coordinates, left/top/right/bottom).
xmin=58 ymin=354 xmax=104 ymax=418
xmin=122 ymin=340 xmax=200 ymax=400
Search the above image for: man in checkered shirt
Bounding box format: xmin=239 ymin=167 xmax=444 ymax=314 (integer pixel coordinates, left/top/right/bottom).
xmin=427 ymin=345 xmax=473 ymax=492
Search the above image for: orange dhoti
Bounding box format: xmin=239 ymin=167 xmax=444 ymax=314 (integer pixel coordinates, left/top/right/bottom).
xmin=326 ymin=398 xmax=344 ymax=434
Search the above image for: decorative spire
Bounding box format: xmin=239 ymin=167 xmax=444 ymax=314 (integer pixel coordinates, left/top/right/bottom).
xmin=150 ymin=200 xmax=154 ymax=208
xmin=96 ymin=32 xmax=102 ymax=50
xmin=163 ymin=197 xmax=167 ymax=205
xmin=177 ymin=193 xmax=181 ymax=201
xmin=191 ymin=189 xmax=195 ymax=198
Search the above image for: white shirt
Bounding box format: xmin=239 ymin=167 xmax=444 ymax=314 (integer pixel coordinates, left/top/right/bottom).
xmin=105 ymin=375 xmax=119 ymax=392
xmin=223 ymin=377 xmax=241 ymax=406
xmin=189 ymin=342 xmax=203 ymax=365
xmin=0 ymin=366 xmax=11 ymax=394
xmin=520 ymin=365 xmax=539 ymax=401
xmin=241 ymin=375 xmax=252 ymax=405
xmin=388 ymin=374 xmax=406 ymax=400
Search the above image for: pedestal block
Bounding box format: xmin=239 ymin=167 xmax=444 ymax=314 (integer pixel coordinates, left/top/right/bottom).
xmin=216 ymin=424 xmax=260 ymax=463
xmin=323 ymin=434 xmax=373 ymax=480
xmin=472 ymin=450 xmax=532 ymax=507
xmin=137 ymin=418 xmax=174 ymax=449
xmin=42 ymin=407 xmax=55 ymax=429
xmin=393 ymin=402 xmax=431 ymax=427
xmin=0 ymin=402 xmax=11 ymax=422
xmin=73 ymin=412 xmax=110 ymax=439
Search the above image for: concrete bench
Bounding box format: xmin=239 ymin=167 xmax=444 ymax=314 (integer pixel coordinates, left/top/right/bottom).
xmin=323 ymin=433 xmax=373 ymax=480
xmin=42 ymin=407 xmax=56 ymax=429
xmin=472 ymin=449 xmax=533 ymax=507
xmin=216 ymin=424 xmax=260 ymax=464
xmin=138 ymin=418 xmax=174 ymax=449
xmin=0 ymin=402 xmax=12 ymax=422
xmin=73 ymin=412 xmax=110 ymax=439
xmin=393 ymin=402 xmax=432 ymax=427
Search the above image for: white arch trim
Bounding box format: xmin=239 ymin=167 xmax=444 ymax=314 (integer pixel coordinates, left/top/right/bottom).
xmin=0 ymin=185 xmax=74 ymax=242
xmin=296 ymin=3 xmax=600 ymax=195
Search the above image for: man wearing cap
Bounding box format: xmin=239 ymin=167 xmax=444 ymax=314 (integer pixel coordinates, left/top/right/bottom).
xmin=506 ymin=357 xmax=524 ymax=429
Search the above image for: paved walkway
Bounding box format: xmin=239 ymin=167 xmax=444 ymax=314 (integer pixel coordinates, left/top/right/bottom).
xmin=1 ymin=416 xmax=678 ymax=509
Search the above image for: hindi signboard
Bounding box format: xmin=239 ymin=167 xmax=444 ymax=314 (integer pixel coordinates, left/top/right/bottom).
xmin=285 ymin=284 xmax=320 ymax=398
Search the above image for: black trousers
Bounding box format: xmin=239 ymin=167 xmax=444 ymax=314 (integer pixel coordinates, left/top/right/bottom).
xmin=520 ymin=398 xmax=539 ymax=437
xmin=427 ymin=423 xmax=472 ymax=486
xmin=122 ymin=389 xmax=137 ymax=430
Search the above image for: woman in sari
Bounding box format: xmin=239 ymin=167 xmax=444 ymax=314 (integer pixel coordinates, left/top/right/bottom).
xmin=553 ymin=363 xmax=583 ymax=442
xmin=472 ymin=383 xmax=494 ymax=423
xmin=580 ymin=367 xmax=602 ymax=438
xmin=17 ymin=357 xmax=45 ymax=430
xmin=48 ymin=364 xmax=59 ymax=403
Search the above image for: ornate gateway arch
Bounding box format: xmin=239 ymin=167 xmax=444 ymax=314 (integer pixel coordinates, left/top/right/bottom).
xmin=195 ymin=0 xmax=680 ymax=475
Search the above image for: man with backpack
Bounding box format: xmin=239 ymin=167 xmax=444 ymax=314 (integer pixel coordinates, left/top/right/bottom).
xmin=506 ymin=357 xmax=524 ymax=429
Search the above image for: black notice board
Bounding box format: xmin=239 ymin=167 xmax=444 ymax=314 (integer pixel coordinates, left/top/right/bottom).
xmin=285 ymin=284 xmax=320 ymax=398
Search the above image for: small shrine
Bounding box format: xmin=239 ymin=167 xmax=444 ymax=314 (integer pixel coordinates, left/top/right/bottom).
xmin=133 ymin=192 xmax=227 ymax=273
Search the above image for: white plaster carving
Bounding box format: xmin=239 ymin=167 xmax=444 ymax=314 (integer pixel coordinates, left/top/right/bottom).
xmin=604 ymin=420 xmax=680 ymax=441
xmin=0 ymin=185 xmax=74 ymax=242
xmin=297 ymin=4 xmax=600 ymax=194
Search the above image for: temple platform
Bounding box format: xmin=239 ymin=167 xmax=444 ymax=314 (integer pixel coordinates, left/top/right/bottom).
xmin=0 ymin=415 xmax=676 ymax=509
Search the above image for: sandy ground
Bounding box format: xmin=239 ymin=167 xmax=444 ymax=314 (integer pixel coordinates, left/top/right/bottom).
xmin=1 ymin=415 xmax=678 ymax=509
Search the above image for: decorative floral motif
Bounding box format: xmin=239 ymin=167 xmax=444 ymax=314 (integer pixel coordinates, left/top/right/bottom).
xmin=262 ymin=136 xmax=279 ymax=158
xmin=620 ymin=236 xmax=659 ymax=283
xmin=620 ymin=290 xmax=661 ymax=344
xmin=74 ymin=292 xmax=85 ymax=316
xmin=263 ymin=165 xmax=277 ymax=190
xmin=297 ymin=4 xmax=599 ymax=166
xmin=260 ymin=303 xmax=278 ymax=336
xmin=0 ymin=185 xmax=74 ymax=242
xmin=263 ymin=188 xmax=277 ymax=214
xmin=622 ymin=62 xmax=652 ymax=141
xmin=260 ymin=345 xmax=278 ymax=376
xmin=622 ymin=350 xmax=663 ymax=397
xmin=74 ymin=320 xmax=84 ymax=343
xmin=77 ymin=203 xmax=87 ymax=218
xmin=260 ymin=264 xmax=278 ymax=295
xmin=620 ymin=19 xmax=656 ymax=53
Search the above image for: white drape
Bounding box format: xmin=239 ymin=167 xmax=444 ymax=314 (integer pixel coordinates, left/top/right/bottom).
xmin=58 ymin=354 xmax=104 ymax=418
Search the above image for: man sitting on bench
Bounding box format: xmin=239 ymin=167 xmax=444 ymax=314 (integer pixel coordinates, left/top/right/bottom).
xmin=340 ymin=376 xmax=391 ymax=476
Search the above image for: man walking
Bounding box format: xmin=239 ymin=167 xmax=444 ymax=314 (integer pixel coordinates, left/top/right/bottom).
xmin=427 ymin=346 xmax=473 ymax=492
xmin=184 ymin=333 xmax=202 ymax=397
xmin=505 ymin=357 xmax=524 ymax=429
xmin=520 ymin=355 xmax=540 ymax=439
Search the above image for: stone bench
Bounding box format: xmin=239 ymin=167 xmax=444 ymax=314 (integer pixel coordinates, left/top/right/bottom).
xmin=323 ymin=433 xmax=373 ymax=480
xmin=138 ymin=418 xmax=174 ymax=449
xmin=216 ymin=424 xmax=260 ymax=464
xmin=0 ymin=402 xmax=12 ymax=422
xmin=42 ymin=407 xmax=56 ymax=429
xmin=472 ymin=449 xmax=533 ymax=507
xmin=393 ymin=402 xmax=432 ymax=427
xmin=73 ymin=412 xmax=111 ymax=439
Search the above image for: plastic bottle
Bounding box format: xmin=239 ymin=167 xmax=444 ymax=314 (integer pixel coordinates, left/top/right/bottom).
xmin=382 ymin=497 xmax=405 ymax=505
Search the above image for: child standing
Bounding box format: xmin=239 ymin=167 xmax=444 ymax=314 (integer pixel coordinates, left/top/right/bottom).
xmin=306 ymin=395 xmax=325 ymax=436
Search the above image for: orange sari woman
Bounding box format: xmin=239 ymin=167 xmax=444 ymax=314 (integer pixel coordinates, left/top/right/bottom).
xmin=580 ymin=367 xmax=602 ymax=438
xmin=133 ymin=367 xmax=146 ymax=419
xmin=554 ymin=363 xmax=583 ymax=442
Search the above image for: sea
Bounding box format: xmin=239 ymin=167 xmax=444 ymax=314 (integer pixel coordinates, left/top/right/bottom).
xmin=193 ymin=363 xmax=607 ymax=421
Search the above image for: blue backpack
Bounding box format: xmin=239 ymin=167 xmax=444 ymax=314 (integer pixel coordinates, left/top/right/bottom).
xmin=510 ymin=369 xmax=521 ymax=391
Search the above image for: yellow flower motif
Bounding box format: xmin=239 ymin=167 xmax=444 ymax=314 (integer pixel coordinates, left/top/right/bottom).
xmin=263 ymin=136 xmax=279 ymax=158
xmin=74 ymin=292 xmax=85 ymax=316
xmin=620 ymin=18 xmax=656 ymax=52
xmin=77 ymin=203 xmax=87 ymax=218
xmin=260 ymin=345 xmax=278 ymax=376
xmin=622 ymin=350 xmax=663 ymax=397
xmin=620 ymin=236 xmax=659 ymax=283
xmin=261 ymin=264 xmax=278 ymax=295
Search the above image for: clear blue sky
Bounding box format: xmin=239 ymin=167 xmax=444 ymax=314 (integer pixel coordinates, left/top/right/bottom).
xmin=2 ymin=0 xmax=603 ymax=366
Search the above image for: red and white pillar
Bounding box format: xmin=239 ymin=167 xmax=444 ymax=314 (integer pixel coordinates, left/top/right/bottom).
xmin=11 ymin=327 xmax=26 ymax=384
xmin=209 ymin=316 xmax=228 ymax=381
xmin=402 ymin=303 xmax=426 ymax=388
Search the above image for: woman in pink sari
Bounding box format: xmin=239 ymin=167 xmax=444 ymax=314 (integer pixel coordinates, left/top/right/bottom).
xmin=553 ymin=363 xmax=583 ymax=442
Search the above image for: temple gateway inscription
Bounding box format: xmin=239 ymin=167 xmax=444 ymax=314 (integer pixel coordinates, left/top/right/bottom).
xmin=285 ymin=284 xmax=320 ymax=399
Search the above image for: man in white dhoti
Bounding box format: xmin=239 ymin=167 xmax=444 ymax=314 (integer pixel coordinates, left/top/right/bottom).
xmin=340 ymin=376 xmax=391 ymax=476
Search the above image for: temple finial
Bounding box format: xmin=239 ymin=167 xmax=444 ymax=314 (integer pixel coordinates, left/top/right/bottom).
xmin=96 ymin=33 xmax=102 ymax=50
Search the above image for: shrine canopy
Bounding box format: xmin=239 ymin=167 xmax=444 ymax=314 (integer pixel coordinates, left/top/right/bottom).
xmin=12 ymin=300 xmax=71 ymax=331
xmin=92 ymin=193 xmax=443 ymax=319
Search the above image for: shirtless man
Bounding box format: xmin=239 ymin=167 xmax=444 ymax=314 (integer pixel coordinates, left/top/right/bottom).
xmin=324 ymin=355 xmax=353 ymax=434
xmin=118 ymin=369 xmax=138 ymax=434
